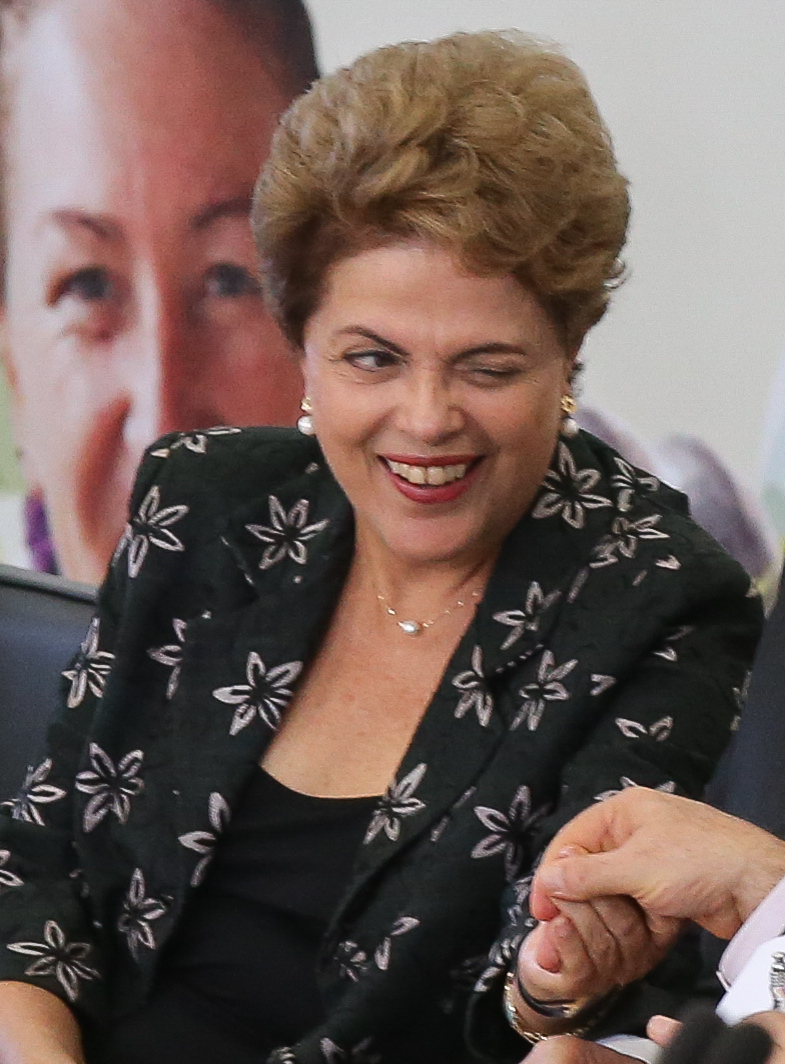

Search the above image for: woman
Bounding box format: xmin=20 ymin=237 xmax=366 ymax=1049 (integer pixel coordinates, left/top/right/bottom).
xmin=0 ymin=0 xmax=314 ymax=581
xmin=0 ymin=30 xmax=761 ymax=1064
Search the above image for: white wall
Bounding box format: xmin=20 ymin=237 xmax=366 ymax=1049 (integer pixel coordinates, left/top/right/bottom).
xmin=307 ymin=0 xmax=785 ymax=491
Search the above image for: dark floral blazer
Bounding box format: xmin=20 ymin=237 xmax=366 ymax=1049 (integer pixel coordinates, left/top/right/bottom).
xmin=0 ymin=427 xmax=762 ymax=1064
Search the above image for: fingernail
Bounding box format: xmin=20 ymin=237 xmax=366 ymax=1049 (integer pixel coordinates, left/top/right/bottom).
xmin=539 ymin=866 xmax=566 ymax=896
xmin=647 ymin=1014 xmax=681 ymax=1046
xmin=557 ymin=845 xmax=582 ymax=858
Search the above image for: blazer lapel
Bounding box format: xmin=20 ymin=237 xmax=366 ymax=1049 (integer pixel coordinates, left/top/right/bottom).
xmin=334 ymin=433 xmax=627 ymax=907
xmin=167 ymin=455 xmax=354 ymax=878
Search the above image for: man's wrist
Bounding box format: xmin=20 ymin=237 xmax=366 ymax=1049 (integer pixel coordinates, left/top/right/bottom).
xmin=735 ymin=838 xmax=785 ymax=926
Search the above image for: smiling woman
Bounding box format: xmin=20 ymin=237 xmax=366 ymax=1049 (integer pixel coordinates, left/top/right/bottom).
xmin=0 ymin=27 xmax=764 ymax=1064
xmin=298 ymin=243 xmax=570 ymax=573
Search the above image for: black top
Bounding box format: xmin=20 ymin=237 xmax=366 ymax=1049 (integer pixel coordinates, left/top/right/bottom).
xmin=90 ymin=769 xmax=376 ymax=1063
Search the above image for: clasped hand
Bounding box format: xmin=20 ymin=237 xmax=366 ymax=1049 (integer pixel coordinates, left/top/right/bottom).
xmin=515 ymin=876 xmax=678 ymax=1032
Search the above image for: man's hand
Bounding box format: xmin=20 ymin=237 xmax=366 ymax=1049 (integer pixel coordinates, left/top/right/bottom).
xmin=743 ymin=1013 xmax=785 ymax=1063
xmin=525 ymin=1037 xmax=641 ymax=1063
xmin=531 ymin=788 xmax=785 ymax=940
xmin=649 ymin=1007 xmax=775 ymax=1063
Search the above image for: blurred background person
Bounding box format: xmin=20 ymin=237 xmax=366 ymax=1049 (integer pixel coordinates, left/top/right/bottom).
xmin=0 ymin=0 xmax=316 ymax=582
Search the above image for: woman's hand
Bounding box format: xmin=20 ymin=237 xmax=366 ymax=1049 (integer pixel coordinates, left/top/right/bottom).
xmin=519 ymin=894 xmax=672 ymax=1005
xmin=0 ymin=981 xmax=84 ymax=1064
xmin=525 ymin=1039 xmax=643 ymax=1063
xmin=511 ymin=893 xmax=673 ymax=1038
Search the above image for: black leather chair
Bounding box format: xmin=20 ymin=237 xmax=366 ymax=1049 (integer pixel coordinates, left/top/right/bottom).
xmin=0 ymin=563 xmax=95 ymax=799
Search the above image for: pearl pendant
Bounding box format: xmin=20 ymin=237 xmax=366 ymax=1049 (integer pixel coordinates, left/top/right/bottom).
xmin=398 ymin=620 xmax=422 ymax=636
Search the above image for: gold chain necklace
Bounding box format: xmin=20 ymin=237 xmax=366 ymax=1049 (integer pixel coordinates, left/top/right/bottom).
xmin=376 ymin=587 xmax=483 ymax=636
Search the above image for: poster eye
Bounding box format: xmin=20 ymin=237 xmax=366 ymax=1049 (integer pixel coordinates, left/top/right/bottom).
xmin=203 ymin=263 xmax=261 ymax=299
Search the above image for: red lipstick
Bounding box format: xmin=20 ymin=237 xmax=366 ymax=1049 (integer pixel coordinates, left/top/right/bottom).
xmin=378 ymin=455 xmax=482 ymax=504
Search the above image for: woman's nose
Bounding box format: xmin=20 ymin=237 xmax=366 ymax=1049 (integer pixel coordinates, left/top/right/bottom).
xmin=121 ymin=297 xmax=217 ymax=451
xmin=396 ymin=374 xmax=464 ymax=444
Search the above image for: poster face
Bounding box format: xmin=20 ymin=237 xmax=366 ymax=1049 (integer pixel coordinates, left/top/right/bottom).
xmin=0 ymin=0 xmax=315 ymax=583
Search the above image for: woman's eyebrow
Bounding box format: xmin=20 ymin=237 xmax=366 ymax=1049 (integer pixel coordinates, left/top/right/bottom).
xmin=190 ymin=196 xmax=253 ymax=232
xmin=337 ymin=327 xmax=408 ymax=356
xmin=43 ymin=208 xmax=122 ymax=242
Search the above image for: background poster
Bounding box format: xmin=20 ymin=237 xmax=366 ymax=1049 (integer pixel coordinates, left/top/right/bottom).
xmin=1 ymin=0 xmax=784 ymax=580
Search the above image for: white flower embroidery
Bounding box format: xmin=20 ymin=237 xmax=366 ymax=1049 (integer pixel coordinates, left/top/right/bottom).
xmin=506 ymin=873 xmax=534 ymax=925
xmin=213 ymin=651 xmax=302 ymax=734
xmin=655 ymin=555 xmax=681 ymax=570
xmin=594 ymin=776 xmax=676 ymax=802
xmin=364 ymin=763 xmax=427 ymax=844
xmin=335 ymin=939 xmax=368 ymax=982
xmin=117 ymin=869 xmax=167 ymax=959
xmin=590 ymin=673 xmax=616 ymax=696
xmin=62 ymin=617 xmax=115 ymax=708
xmin=148 ymin=618 xmax=187 ymax=699
xmin=0 ymin=850 xmax=23 ymax=893
xmin=567 ymin=567 xmax=589 ymax=604
xmin=493 ymin=583 xmax=561 ymax=651
xmin=651 ymin=625 xmax=695 ymax=663
xmin=114 ymin=486 xmax=189 ymax=578
xmin=179 ymin=792 xmax=230 ymax=886
xmin=8 ymin=920 xmax=99 ymax=1002
xmin=472 ymin=785 xmax=545 ymax=881
xmin=320 ymin=1037 xmax=379 ymax=1064
xmin=732 ymin=671 xmax=751 ymax=732
xmin=2 ymin=760 xmax=66 ymax=825
xmin=611 ymin=457 xmax=659 ymax=512
xmin=615 ymin=716 xmax=673 ymax=742
xmin=452 ymin=646 xmax=493 ymax=727
xmin=532 ymin=443 xmax=611 ymax=528
xmin=269 ymin=1050 xmax=298 ymax=1064
xmin=474 ymin=931 xmax=524 ymax=995
xmin=246 ymin=495 xmax=329 ymax=570
xmin=512 ymin=650 xmax=577 ymax=731
xmin=374 ymin=916 xmax=420 ymax=970
xmin=150 ymin=426 xmax=242 ymax=458
xmin=590 ymin=514 xmax=669 ymax=569
xmin=75 ymin=744 xmax=144 ymax=833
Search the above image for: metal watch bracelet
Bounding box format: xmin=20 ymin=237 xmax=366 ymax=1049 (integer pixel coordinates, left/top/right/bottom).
xmin=502 ymin=971 xmax=597 ymax=1046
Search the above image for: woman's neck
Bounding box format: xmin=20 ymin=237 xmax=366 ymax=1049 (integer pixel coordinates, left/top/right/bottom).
xmin=348 ymin=525 xmax=499 ymax=624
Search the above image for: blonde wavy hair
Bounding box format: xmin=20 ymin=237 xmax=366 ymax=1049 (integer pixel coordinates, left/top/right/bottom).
xmin=253 ymin=29 xmax=629 ymax=350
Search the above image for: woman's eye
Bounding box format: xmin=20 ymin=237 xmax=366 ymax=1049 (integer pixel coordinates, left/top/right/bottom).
xmin=54 ymin=267 xmax=113 ymax=304
xmin=345 ymin=350 xmax=399 ymax=371
xmin=203 ymin=263 xmax=261 ymax=299
xmin=469 ymin=363 xmax=523 ymax=383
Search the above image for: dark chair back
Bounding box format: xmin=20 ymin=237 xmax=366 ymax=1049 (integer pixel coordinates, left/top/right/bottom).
xmin=0 ymin=564 xmax=95 ymax=799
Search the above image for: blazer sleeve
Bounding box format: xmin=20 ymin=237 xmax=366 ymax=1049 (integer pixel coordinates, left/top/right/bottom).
xmin=465 ymin=542 xmax=763 ymax=1062
xmin=0 ymin=445 xmax=165 ymax=1020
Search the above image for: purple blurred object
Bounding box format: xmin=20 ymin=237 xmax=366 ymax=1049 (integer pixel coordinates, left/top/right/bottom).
xmin=24 ymin=494 xmax=58 ymax=575
xmin=579 ymin=406 xmax=779 ymax=584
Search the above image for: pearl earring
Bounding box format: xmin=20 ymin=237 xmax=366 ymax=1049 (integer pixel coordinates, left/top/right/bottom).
xmin=560 ymin=394 xmax=579 ymax=438
xmin=297 ymin=396 xmax=315 ymax=436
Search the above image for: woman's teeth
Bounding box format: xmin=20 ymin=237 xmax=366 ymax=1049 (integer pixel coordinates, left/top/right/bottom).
xmin=386 ymin=459 xmax=470 ymax=486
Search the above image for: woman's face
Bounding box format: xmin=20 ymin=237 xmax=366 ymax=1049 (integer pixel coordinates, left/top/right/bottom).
xmin=302 ymin=243 xmax=575 ymax=572
xmin=1 ymin=0 xmax=303 ymax=583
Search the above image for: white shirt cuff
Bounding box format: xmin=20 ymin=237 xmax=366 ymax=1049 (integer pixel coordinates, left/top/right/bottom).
xmin=719 ymin=873 xmax=785 ymax=987
xmin=597 ymin=1035 xmax=662 ymax=1062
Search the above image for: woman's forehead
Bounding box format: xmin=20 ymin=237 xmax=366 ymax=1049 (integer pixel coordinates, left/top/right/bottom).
xmin=2 ymin=0 xmax=289 ymax=234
